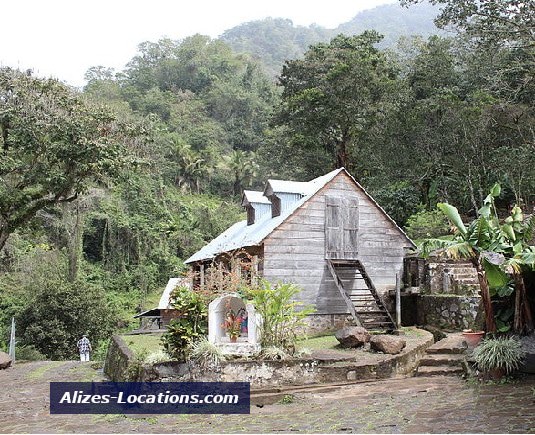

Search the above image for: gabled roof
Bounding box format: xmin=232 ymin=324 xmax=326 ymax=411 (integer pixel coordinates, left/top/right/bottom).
xmin=185 ymin=168 xmax=415 ymax=264
xmin=242 ymin=190 xmax=271 ymax=206
xmin=263 ymin=179 xmax=316 ymax=196
xmin=134 ymin=277 xmax=189 ymax=318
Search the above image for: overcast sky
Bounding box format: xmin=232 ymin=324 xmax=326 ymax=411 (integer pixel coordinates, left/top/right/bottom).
xmin=1 ymin=0 xmax=396 ymax=87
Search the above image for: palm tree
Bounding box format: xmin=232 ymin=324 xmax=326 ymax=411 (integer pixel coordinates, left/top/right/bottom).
xmin=222 ymin=150 xmax=259 ymax=196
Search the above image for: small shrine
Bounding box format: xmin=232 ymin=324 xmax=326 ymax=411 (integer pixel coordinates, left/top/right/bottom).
xmin=208 ymin=293 xmax=261 ymax=355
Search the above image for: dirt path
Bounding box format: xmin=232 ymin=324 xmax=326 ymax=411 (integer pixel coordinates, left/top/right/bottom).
xmin=1 ymin=361 xmax=534 ymax=433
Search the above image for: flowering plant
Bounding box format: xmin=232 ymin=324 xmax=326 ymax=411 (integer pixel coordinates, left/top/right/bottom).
xmin=222 ymin=308 xmax=242 ymax=339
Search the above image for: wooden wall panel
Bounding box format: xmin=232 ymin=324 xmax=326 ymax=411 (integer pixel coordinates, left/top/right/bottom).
xmin=262 ymin=171 xmax=412 ymax=315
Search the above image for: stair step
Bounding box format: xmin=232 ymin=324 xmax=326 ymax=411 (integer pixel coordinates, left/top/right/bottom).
xmin=426 ymin=334 xmax=467 ymax=355
xmin=419 ymin=354 xmax=465 ymax=367
xmin=416 ymin=365 xmax=464 ymax=377
xmin=361 ymin=322 xmax=395 ymax=327
xmin=356 ymin=310 xmax=389 ymax=315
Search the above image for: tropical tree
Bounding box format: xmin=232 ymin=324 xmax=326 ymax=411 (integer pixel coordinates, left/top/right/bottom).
xmin=0 ymin=68 xmax=130 ymax=252
xmin=276 ymin=31 xmax=398 ymax=173
xmin=222 ymin=150 xmax=259 ymax=195
xmin=422 ymin=184 xmax=535 ymax=334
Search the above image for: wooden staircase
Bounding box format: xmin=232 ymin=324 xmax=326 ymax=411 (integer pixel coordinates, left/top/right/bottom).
xmin=326 ymin=260 xmax=396 ymax=332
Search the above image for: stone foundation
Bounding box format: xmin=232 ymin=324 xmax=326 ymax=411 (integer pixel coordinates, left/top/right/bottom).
xmin=416 ymin=295 xmax=482 ymax=331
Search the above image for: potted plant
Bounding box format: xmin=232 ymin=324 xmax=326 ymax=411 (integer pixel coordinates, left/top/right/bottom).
xmin=462 ymin=329 xmax=486 ymax=348
xmin=222 ymin=309 xmax=242 ymax=343
xmin=473 ymin=336 xmax=525 ymax=380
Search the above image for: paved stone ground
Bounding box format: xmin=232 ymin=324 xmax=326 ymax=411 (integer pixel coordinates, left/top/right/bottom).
xmin=1 ymin=361 xmax=534 ymax=433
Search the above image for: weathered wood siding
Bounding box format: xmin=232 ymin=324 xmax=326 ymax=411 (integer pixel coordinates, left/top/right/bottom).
xmin=262 ymin=171 xmax=413 ymax=315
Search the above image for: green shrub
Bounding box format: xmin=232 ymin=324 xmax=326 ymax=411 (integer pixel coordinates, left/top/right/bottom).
xmin=245 ymin=280 xmax=314 ymax=354
xmin=91 ymin=340 xmax=110 ymax=362
xmin=161 ymin=287 xmax=207 ymax=361
xmin=145 ymin=349 xmax=172 ymax=364
xmin=16 ymin=345 xmax=46 ymax=361
xmin=405 ymin=209 xmax=450 ymax=240
xmin=17 ymin=277 xmax=118 ymax=360
xmin=473 ymin=337 xmax=525 ymax=374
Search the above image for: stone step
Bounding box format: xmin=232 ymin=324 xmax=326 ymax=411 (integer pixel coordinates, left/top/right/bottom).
xmin=443 ymin=263 xmax=474 ymax=269
xmin=416 ymin=365 xmax=465 ymax=377
xmin=452 ymin=276 xmax=478 ymax=282
xmin=419 ymin=354 xmax=465 ymax=367
xmin=452 ymin=273 xmax=478 ymax=279
xmin=426 ymin=333 xmax=467 ymax=355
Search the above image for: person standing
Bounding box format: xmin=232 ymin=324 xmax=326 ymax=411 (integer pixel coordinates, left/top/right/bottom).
xmin=77 ymin=334 xmax=92 ymax=362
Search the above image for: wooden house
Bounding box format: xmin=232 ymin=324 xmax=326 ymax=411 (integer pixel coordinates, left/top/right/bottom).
xmin=133 ymin=278 xmax=184 ymax=331
xmin=185 ymin=168 xmax=415 ymax=332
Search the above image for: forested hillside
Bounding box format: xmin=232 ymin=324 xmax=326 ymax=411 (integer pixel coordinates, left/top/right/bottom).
xmin=1 ymin=0 xmax=533 ymax=360
xmin=221 ymin=2 xmax=442 ymax=76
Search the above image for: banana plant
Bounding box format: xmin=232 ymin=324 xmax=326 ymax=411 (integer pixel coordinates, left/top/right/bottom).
xmin=421 ymin=184 xmax=535 ymax=334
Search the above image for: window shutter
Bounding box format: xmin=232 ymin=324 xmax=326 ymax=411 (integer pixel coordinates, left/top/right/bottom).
xmin=271 ymin=195 xmax=281 ymax=217
xmin=325 ymin=195 xmax=359 ymax=260
xmin=343 ymin=197 xmax=359 ymax=259
xmin=246 ymin=206 xmax=255 ymax=226
xmin=325 ymin=196 xmax=342 ymax=259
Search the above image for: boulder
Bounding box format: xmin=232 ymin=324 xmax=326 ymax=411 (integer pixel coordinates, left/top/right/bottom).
xmin=370 ymin=335 xmax=406 ymax=355
xmin=0 ymin=351 xmax=12 ymax=369
xmin=335 ymin=326 xmax=371 ymax=348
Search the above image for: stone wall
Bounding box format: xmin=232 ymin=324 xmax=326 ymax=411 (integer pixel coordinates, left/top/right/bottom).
xmin=416 ymin=295 xmax=482 ymax=331
xmin=424 ymin=260 xmax=480 ymax=296
xmin=140 ymin=330 xmax=434 ymax=387
xmin=104 ymin=330 xmax=434 ymax=387
xmin=103 ymin=335 xmax=135 ymax=382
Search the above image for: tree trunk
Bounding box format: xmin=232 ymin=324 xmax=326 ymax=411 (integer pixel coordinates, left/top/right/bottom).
xmin=513 ymin=271 xmax=534 ymax=334
xmin=472 ymin=259 xmax=497 ymax=333
xmin=336 ymin=136 xmax=349 ymax=169
xmin=63 ymin=201 xmax=84 ymax=282
xmin=0 ymin=229 xmax=9 ymax=253
xmin=233 ymin=175 xmax=242 ymax=196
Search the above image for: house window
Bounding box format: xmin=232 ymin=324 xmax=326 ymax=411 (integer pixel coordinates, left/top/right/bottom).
xmin=325 ymin=195 xmax=359 ymax=260
xmin=271 ymin=195 xmax=281 ymax=217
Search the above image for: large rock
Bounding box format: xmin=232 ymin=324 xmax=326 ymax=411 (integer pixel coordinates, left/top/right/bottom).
xmin=0 ymin=351 xmax=12 ymax=369
xmin=370 ymin=335 xmax=406 ymax=355
xmin=335 ymin=326 xmax=371 ymax=348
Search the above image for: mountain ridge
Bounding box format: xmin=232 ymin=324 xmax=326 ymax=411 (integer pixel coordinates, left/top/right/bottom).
xmin=220 ymin=2 xmax=443 ymax=76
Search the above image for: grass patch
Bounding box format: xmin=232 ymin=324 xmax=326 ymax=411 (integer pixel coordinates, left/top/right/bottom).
xmin=296 ymin=334 xmax=346 ymax=351
xmin=123 ymin=334 xmax=165 ymax=356
xmin=26 ymin=361 xmax=66 ymax=380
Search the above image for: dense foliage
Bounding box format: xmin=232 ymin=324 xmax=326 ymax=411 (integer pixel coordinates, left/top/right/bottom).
xmin=245 ymin=280 xmax=314 ymax=353
xmin=161 ymin=286 xmax=208 ymax=361
xmin=1 ymin=1 xmax=534 ymax=357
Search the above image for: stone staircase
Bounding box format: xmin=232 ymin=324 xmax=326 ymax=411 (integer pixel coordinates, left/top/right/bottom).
xmin=416 ymin=333 xmax=467 ymax=377
xmin=427 ymin=260 xmax=480 ymax=296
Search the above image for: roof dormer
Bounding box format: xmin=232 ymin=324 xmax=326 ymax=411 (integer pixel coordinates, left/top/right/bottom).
xmin=242 ymin=190 xmax=272 ymax=225
xmin=263 ymin=179 xmax=313 ymax=217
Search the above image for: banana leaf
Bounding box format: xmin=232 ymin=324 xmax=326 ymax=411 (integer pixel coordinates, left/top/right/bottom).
xmin=437 ymin=203 xmax=467 ymax=237
xmin=482 ymin=258 xmax=508 ymax=289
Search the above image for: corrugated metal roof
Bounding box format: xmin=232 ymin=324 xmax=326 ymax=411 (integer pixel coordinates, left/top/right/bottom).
xmin=242 ymin=190 xmax=271 ymax=205
xmin=185 ymin=168 xmax=343 ymax=263
xmin=185 ymin=168 xmax=415 ymax=264
xmin=264 ymin=179 xmax=316 ymax=196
